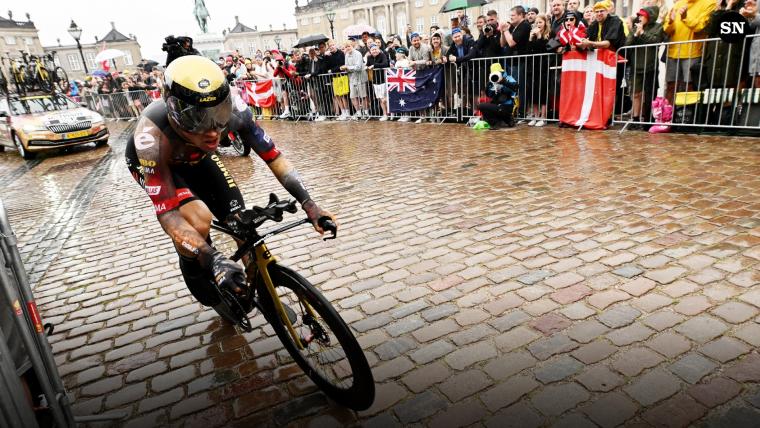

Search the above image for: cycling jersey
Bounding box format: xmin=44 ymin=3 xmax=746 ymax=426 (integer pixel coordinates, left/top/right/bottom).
xmin=125 ymin=93 xmax=281 ymax=218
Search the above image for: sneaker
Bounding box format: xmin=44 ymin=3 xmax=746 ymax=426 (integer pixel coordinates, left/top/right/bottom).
xmin=399 ymin=117 xmax=410 ymax=123
xmin=414 ymin=118 xmax=424 ymax=124
xmin=315 ymin=115 xmax=326 ymax=122
xmin=351 ymin=111 xmax=361 ymax=121
xmin=517 ymin=120 xmax=527 ymax=125
xmin=336 ymin=115 xmax=348 ymax=121
xmin=279 ymin=109 xmax=291 ymax=119
xmin=379 ymin=115 xmax=388 ymax=121
xmin=534 ymin=120 xmax=546 ymax=127
xmin=528 ymin=120 xmax=536 ymax=126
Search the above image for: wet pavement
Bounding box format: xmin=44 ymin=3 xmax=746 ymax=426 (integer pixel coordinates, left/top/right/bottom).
xmin=2 ymin=120 xmax=760 ymax=427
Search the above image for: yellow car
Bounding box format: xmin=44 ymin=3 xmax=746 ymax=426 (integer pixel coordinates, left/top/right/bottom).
xmin=0 ymin=94 xmax=109 ymax=159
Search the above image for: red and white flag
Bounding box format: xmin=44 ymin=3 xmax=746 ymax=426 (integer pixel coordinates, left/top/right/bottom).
xmin=244 ymin=80 xmax=275 ymax=108
xmin=559 ymin=48 xmax=618 ymax=130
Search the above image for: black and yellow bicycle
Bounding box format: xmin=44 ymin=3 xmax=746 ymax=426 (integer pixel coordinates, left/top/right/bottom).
xmin=209 ymin=193 xmax=375 ymax=410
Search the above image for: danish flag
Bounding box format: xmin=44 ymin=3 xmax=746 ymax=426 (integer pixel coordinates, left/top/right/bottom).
xmin=559 ymin=48 xmax=618 ymax=129
xmin=244 ymin=80 xmax=275 ymax=108
xmin=386 ymin=68 xmax=416 ymax=93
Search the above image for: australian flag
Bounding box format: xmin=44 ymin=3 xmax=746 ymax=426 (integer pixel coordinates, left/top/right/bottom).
xmin=387 ymin=66 xmax=444 ymax=113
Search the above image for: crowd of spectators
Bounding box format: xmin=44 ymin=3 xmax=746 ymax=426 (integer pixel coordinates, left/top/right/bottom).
xmin=76 ymin=0 xmax=760 ymax=130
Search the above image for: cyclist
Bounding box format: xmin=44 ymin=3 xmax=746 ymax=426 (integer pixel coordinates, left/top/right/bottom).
xmin=125 ymin=54 xmax=336 ymax=312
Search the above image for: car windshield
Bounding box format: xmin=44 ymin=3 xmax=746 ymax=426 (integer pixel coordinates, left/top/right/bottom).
xmin=7 ymin=95 xmax=79 ymax=116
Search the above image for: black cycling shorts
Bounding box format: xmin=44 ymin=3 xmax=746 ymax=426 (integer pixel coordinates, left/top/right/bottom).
xmin=126 ymin=143 xmax=245 ymax=221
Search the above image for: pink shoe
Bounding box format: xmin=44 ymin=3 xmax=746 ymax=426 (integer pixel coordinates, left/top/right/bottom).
xmin=649 ymin=124 xmax=671 ymax=134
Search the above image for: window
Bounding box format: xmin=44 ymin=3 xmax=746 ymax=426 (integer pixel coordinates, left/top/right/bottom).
xmin=249 ymin=43 xmax=256 ymax=55
xmin=376 ymin=15 xmax=387 ymax=36
xmin=124 ymin=51 xmax=133 ymax=65
xmin=301 ymin=18 xmax=309 ymax=25
xmin=85 ymin=52 xmax=96 ymax=69
xmin=67 ymin=54 xmax=82 ymax=71
xmin=396 ymin=12 xmax=407 ymax=34
xmin=415 ymin=0 xmax=423 ymax=6
xmin=24 ymin=37 xmax=33 ymax=46
xmin=416 ymin=17 xmax=424 ymax=33
xmin=4 ymin=36 xmax=16 ymax=45
xmin=313 ymin=16 xmax=320 ymax=24
xmin=431 ymin=15 xmax=438 ymax=25
xmin=430 ymin=0 xmax=438 ymax=4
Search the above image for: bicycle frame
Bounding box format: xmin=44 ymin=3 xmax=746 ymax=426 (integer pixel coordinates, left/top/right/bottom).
xmin=210 ymin=217 xmax=318 ymax=349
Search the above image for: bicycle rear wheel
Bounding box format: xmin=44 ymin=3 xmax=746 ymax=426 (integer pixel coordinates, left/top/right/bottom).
xmin=54 ymin=67 xmax=69 ymax=93
xmin=257 ymin=264 xmax=375 ymax=410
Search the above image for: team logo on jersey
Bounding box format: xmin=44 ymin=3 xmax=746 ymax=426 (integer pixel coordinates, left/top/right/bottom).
xmin=145 ymin=185 xmax=161 ymax=195
xmin=198 ymin=79 xmax=210 ymax=89
xmin=135 ymin=126 xmax=156 ymax=150
xmin=139 ymin=159 xmax=156 ymax=167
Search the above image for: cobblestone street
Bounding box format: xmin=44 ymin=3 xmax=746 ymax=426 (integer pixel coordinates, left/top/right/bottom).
xmin=2 ymin=120 xmax=760 ymax=427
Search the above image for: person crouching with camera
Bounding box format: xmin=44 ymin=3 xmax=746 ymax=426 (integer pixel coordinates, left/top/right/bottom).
xmin=477 ymin=63 xmax=519 ymax=129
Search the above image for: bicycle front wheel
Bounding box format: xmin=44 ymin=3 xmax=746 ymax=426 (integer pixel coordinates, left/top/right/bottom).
xmin=54 ymin=67 xmax=69 ymax=93
xmin=257 ymin=264 xmax=375 ymax=410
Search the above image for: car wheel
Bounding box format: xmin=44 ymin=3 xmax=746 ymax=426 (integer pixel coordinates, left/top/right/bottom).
xmin=0 ymin=144 xmax=5 ymax=152
xmin=13 ymin=133 xmax=35 ymax=160
xmin=95 ymin=139 xmax=108 ymax=147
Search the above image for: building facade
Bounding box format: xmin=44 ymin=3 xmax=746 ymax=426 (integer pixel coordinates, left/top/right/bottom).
xmin=295 ymin=0 xmax=648 ymax=41
xmin=0 ymin=13 xmax=44 ymax=58
xmin=43 ymin=22 xmax=143 ymax=81
xmin=223 ymin=17 xmax=299 ymax=55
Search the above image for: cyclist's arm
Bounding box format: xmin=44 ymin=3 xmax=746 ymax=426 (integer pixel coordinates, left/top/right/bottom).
xmin=132 ymin=117 xmax=216 ymax=264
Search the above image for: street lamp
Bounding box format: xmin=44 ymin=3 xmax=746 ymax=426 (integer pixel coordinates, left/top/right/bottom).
xmin=274 ymin=35 xmax=282 ymax=50
xmin=326 ymin=7 xmax=336 ymax=40
xmin=67 ymin=20 xmax=88 ymax=74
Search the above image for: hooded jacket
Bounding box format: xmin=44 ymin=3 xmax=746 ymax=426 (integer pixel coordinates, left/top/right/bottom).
xmin=625 ymin=7 xmax=665 ymax=74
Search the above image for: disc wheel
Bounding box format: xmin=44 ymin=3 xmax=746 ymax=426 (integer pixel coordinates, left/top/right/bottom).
xmin=256 ymin=264 xmax=375 ymax=410
xmin=229 ymin=131 xmax=250 ymax=156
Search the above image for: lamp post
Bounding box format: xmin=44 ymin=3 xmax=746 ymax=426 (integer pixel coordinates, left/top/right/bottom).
xmin=326 ymin=8 xmax=336 ymax=40
xmin=274 ymin=35 xmax=282 ymax=50
xmin=67 ymin=20 xmax=88 ymax=74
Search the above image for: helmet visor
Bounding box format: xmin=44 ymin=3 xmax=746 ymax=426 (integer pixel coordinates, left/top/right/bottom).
xmin=168 ymin=95 xmax=232 ymax=133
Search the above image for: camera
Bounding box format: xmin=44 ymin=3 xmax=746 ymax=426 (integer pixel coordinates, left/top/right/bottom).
xmin=484 ymin=24 xmax=494 ymax=34
xmin=489 ymin=71 xmax=502 ymax=83
xmin=162 ymin=35 xmax=199 ymax=66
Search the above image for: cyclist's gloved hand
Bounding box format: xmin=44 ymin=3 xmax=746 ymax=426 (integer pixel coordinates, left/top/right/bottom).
xmin=209 ymin=251 xmax=246 ymax=295
xmin=303 ymin=199 xmax=337 ymax=235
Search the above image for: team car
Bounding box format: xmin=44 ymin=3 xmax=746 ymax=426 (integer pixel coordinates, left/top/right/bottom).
xmin=0 ymin=93 xmax=109 ymax=159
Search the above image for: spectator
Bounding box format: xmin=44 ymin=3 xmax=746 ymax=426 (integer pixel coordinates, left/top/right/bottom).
xmin=409 ymin=33 xmax=433 ymax=70
xmin=367 ymin=43 xmax=390 ymax=121
xmin=486 ymin=10 xmax=500 ymax=29
xmin=477 ymin=14 xmax=503 ymax=58
xmin=527 ymin=7 xmax=540 ymax=24
xmin=324 ymin=40 xmax=350 ymax=120
xmin=304 ymin=47 xmax=327 ymax=121
xmin=661 ymin=0 xmax=716 ymax=103
xmin=526 ymin=14 xmax=553 ymax=126
xmin=359 ymin=31 xmax=372 ymax=55
xmin=568 ymin=0 xmax=581 ymax=12
xmin=430 ymin=25 xmax=440 ymax=35
xmin=743 ymin=0 xmax=760 ymax=88
xmin=431 ymin=32 xmax=448 ymax=64
xmin=549 ymin=0 xmax=566 ymax=35
xmin=448 ymin=27 xmax=478 ymax=112
xmin=500 ymin=6 xmax=532 ymax=56
xmin=626 ymin=6 xmax=665 ymax=126
xmin=421 ymin=34 xmax=430 ymax=46
xmin=557 ymin=11 xmax=588 ymax=52
xmin=579 ymin=1 xmax=626 ymax=51
xmin=340 ymin=40 xmax=369 ymax=119
xmin=456 ymin=10 xmax=470 ymax=28
xmin=478 ymin=63 xmax=518 ymax=128
xmin=273 ymin=53 xmax=296 ymax=118
xmin=584 ymin=6 xmax=595 ymax=23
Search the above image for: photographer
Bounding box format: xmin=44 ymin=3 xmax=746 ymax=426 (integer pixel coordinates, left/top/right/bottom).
xmin=477 ymin=63 xmax=518 ymax=129
xmin=162 ymin=35 xmax=200 ymax=66
xmin=477 ymin=20 xmax=503 ymax=58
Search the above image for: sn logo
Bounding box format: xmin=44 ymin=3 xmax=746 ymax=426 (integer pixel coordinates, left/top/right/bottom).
xmin=720 ymin=21 xmax=745 ymax=35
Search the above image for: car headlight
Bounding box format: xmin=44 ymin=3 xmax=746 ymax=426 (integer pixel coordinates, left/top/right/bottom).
xmin=22 ymin=124 xmax=47 ymax=133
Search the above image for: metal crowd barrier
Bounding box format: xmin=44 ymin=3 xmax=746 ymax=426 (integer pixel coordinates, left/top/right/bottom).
xmin=461 ymin=53 xmax=562 ymax=124
xmin=0 ymin=200 xmax=126 ymax=426
xmin=82 ymin=90 xmax=159 ymax=120
xmin=615 ymin=34 xmax=760 ymax=131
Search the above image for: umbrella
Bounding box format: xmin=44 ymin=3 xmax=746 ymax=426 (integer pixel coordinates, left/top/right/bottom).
xmin=90 ymin=69 xmax=109 ymax=77
xmin=343 ymin=24 xmax=377 ymax=38
xmin=439 ymin=0 xmax=489 ymax=13
xmin=94 ymin=49 xmax=127 ymax=63
xmin=293 ymin=34 xmax=329 ymax=48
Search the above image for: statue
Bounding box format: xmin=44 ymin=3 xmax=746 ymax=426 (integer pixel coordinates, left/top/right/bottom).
xmin=193 ymin=0 xmax=210 ymax=33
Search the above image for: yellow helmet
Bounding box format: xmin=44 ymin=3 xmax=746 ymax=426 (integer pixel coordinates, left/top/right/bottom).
xmin=163 ymin=55 xmax=231 ymax=133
